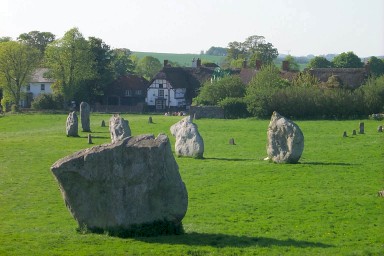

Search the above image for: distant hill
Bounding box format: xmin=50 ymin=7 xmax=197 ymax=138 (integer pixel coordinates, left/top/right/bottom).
xmin=132 ymin=52 xmax=225 ymax=67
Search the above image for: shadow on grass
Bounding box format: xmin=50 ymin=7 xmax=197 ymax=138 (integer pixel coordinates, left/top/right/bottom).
xmin=137 ymin=232 xmax=333 ymax=248
xmin=204 ymin=157 xmax=255 ymax=162
xmin=302 ymin=162 xmax=356 ymax=166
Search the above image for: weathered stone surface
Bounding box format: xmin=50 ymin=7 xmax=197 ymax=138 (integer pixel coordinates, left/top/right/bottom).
xmin=359 ymin=122 xmax=364 ymax=134
xmin=267 ymin=111 xmax=304 ymax=164
xmin=66 ymin=111 xmax=78 ymax=137
xmin=109 ymin=114 xmax=131 ymax=143
xmin=80 ymin=102 xmax=91 ymax=132
xmin=51 ymin=134 xmax=188 ymax=231
xmin=170 ymin=116 xmax=204 ymax=158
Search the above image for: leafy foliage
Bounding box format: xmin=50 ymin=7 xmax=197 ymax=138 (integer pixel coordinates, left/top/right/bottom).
xmin=194 ymin=75 xmax=245 ymax=106
xmin=31 ymin=93 xmax=63 ymax=110
xmin=367 ymin=56 xmax=384 ymax=77
xmin=135 ymin=56 xmax=162 ymax=80
xmin=332 ymin=51 xmax=363 ymax=68
xmin=0 ymin=41 xmax=41 ymax=111
xmin=205 ymin=46 xmax=227 ymax=56
xmin=306 ymin=56 xmax=332 ymax=68
xmin=17 ymin=31 xmax=55 ymax=55
xmin=218 ymin=97 xmax=249 ymax=119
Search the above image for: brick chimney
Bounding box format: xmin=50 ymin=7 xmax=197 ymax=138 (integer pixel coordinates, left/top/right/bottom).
xmin=282 ymin=60 xmax=290 ymax=71
xmin=196 ymin=58 xmax=201 ymax=68
xmin=242 ymin=60 xmax=247 ymax=68
xmin=255 ymin=60 xmax=262 ymax=70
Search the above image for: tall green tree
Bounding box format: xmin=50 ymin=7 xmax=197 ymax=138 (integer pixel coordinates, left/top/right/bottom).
xmin=45 ymin=28 xmax=96 ymax=106
xmin=17 ymin=31 xmax=55 ymax=55
xmin=367 ymin=56 xmax=384 ymax=77
xmin=0 ymin=41 xmax=41 ymax=111
xmin=307 ymin=56 xmax=332 ymax=68
xmin=283 ymin=55 xmax=300 ymax=71
xmin=135 ymin=56 xmax=162 ymax=80
xmin=110 ymin=48 xmax=135 ymax=77
xmin=332 ymin=51 xmax=363 ymax=68
xmin=0 ymin=37 xmax=12 ymax=43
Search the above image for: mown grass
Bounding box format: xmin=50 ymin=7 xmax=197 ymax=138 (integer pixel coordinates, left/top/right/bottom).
xmin=0 ymin=113 xmax=383 ymax=255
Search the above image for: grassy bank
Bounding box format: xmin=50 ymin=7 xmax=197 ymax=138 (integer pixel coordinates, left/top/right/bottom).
xmin=0 ymin=113 xmax=383 ymax=255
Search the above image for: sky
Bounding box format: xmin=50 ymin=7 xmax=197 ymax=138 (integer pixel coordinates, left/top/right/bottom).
xmin=1 ymin=0 xmax=384 ymax=57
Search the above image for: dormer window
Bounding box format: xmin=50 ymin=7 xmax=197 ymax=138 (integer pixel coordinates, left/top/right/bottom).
xmin=41 ymin=84 xmax=45 ymax=91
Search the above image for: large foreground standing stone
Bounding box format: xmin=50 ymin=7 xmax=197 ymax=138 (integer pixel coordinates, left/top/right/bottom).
xmin=51 ymin=134 xmax=188 ymax=232
xmin=66 ymin=111 xmax=78 ymax=137
xmin=170 ymin=116 xmax=204 ymax=158
xmin=80 ymin=101 xmax=91 ymax=132
xmin=109 ymin=114 xmax=131 ymax=143
xmin=267 ymin=111 xmax=304 ymax=163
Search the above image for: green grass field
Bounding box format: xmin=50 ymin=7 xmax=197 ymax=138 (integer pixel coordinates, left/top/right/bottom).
xmin=0 ymin=113 xmax=383 ymax=255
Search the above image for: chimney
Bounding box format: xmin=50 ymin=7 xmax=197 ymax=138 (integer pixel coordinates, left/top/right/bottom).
xmin=196 ymin=58 xmax=201 ymax=68
xmin=255 ymin=60 xmax=262 ymax=70
xmin=242 ymin=60 xmax=247 ymax=68
xmin=164 ymin=59 xmax=169 ymax=67
xmin=282 ymin=60 xmax=290 ymax=71
xmin=364 ymin=62 xmax=371 ymax=75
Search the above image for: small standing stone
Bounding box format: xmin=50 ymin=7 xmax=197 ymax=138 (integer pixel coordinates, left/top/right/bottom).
xmin=66 ymin=111 xmax=78 ymax=137
xmin=101 ymin=120 xmax=106 ymax=127
xmin=80 ymin=102 xmax=91 ymax=132
xmin=229 ymin=138 xmax=235 ymax=145
xmin=88 ymin=134 xmax=93 ymax=144
xmin=109 ymin=114 xmax=131 ymax=143
xmin=343 ymin=131 xmax=348 ymax=137
xmin=352 ymin=130 xmax=357 ymax=135
xmin=378 ymin=126 xmax=383 ymax=132
xmin=359 ymin=122 xmax=364 ymax=134
xmin=148 ymin=116 xmax=153 ymax=124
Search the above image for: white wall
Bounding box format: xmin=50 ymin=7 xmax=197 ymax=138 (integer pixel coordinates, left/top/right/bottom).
xmin=146 ymin=79 xmax=186 ymax=108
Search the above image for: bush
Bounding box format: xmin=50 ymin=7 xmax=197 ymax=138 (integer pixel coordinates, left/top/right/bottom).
xmin=219 ymin=97 xmax=250 ymax=119
xmin=31 ymin=94 xmax=62 ymax=110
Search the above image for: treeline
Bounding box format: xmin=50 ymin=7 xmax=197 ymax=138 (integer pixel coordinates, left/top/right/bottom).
xmin=194 ymin=65 xmax=384 ymax=119
xmin=0 ymin=28 xmax=164 ymax=111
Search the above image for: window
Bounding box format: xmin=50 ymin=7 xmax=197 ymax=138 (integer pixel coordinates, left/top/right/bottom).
xmin=41 ymin=84 xmax=45 ymax=91
xmin=159 ymin=84 xmax=163 ymax=88
xmin=125 ymin=90 xmax=132 ymax=96
xmin=135 ymin=90 xmax=142 ymax=95
xmin=158 ymin=89 xmax=164 ymax=97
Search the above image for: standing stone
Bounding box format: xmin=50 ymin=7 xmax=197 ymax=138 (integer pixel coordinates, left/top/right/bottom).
xmin=359 ymin=122 xmax=364 ymax=134
xmin=170 ymin=116 xmax=204 ymax=158
xmin=148 ymin=116 xmax=153 ymax=124
xmin=88 ymin=134 xmax=93 ymax=144
xmin=352 ymin=130 xmax=357 ymax=135
xmin=343 ymin=131 xmax=348 ymax=137
xmin=66 ymin=111 xmax=78 ymax=137
xmin=267 ymin=111 xmax=304 ymax=164
xmin=51 ymin=134 xmax=188 ymax=233
xmin=101 ymin=120 xmax=106 ymax=127
xmin=109 ymin=114 xmax=131 ymax=143
xmin=229 ymin=138 xmax=235 ymax=145
xmin=80 ymin=102 xmax=91 ymax=132
xmin=378 ymin=126 xmax=383 ymax=132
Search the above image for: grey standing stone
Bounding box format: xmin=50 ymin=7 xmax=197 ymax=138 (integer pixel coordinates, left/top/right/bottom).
xmin=267 ymin=111 xmax=304 ymax=164
xmin=51 ymin=134 xmax=188 ymax=232
xmin=66 ymin=111 xmax=78 ymax=137
xmin=88 ymin=134 xmax=93 ymax=144
xmin=378 ymin=126 xmax=383 ymax=132
xmin=170 ymin=116 xmax=204 ymax=158
xmin=109 ymin=114 xmax=131 ymax=143
xmin=229 ymin=138 xmax=235 ymax=145
xmin=343 ymin=131 xmax=348 ymax=137
xmin=359 ymin=122 xmax=364 ymax=134
xmin=80 ymin=102 xmax=91 ymax=132
xmin=352 ymin=130 xmax=357 ymax=135
xmin=148 ymin=116 xmax=153 ymax=124
xmin=101 ymin=120 xmax=105 ymax=127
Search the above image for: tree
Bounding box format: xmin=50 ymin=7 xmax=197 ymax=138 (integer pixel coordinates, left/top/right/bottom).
xmin=44 ymin=28 xmax=96 ymax=107
xmin=0 ymin=41 xmax=40 ymax=111
xmin=225 ymin=35 xmax=278 ymax=68
xmin=0 ymin=37 xmax=12 ymax=43
xmin=110 ymin=48 xmax=135 ymax=77
xmin=135 ymin=56 xmax=162 ymax=80
xmin=367 ymin=56 xmax=384 ymax=77
xmin=332 ymin=51 xmax=363 ymax=68
xmin=206 ymin=46 xmax=227 ymax=56
xmin=307 ymin=56 xmax=332 ymax=68
xmin=17 ymin=31 xmax=55 ymax=55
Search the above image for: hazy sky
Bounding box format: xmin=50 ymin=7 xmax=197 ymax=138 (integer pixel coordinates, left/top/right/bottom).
xmin=2 ymin=0 xmax=383 ymax=57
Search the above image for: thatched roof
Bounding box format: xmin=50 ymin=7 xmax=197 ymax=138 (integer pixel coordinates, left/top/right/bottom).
xmin=308 ymin=68 xmax=367 ymax=88
xmin=106 ymin=75 xmax=149 ymax=94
